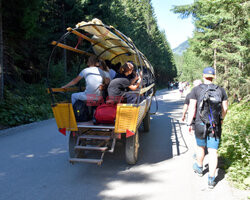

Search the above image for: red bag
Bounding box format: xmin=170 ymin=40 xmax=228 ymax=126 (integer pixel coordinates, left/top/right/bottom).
xmin=94 ymin=104 xmax=117 ymax=124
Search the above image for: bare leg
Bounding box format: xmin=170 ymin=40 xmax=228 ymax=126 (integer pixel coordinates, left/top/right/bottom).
xmin=208 ymin=148 xmax=218 ymax=177
xmin=191 ymin=127 xmax=197 ymax=156
xmin=196 ymin=146 xmax=205 ymax=167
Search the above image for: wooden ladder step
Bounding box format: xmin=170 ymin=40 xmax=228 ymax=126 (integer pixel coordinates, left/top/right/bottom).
xmin=69 ymin=158 xmax=103 ymax=164
xmin=74 ymin=145 xmax=108 ymax=151
xmin=78 ymin=135 xmax=111 ymax=140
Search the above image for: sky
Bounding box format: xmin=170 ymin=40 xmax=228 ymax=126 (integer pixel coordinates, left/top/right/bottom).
xmin=151 ymin=0 xmax=194 ymax=49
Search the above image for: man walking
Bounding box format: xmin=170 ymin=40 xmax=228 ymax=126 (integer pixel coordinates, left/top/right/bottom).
xmin=187 ymin=67 xmax=228 ymax=188
xmin=182 ymin=79 xmax=202 ymax=159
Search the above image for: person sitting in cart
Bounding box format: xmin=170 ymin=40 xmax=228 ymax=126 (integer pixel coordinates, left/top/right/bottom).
xmin=104 ymin=60 xmax=120 ymax=80
xmin=107 ymin=62 xmax=142 ymax=103
xmin=61 ymin=55 xmax=108 ymax=105
xmin=99 ymin=60 xmax=111 ymax=100
xmin=99 ymin=59 xmax=111 ymax=84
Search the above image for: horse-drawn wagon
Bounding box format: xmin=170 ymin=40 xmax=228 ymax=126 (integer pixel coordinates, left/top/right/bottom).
xmin=47 ymin=19 xmax=155 ymax=165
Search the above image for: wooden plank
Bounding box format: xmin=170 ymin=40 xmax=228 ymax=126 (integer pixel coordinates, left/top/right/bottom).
xmin=67 ymin=27 xmax=96 ymax=43
xmin=69 ymin=158 xmax=102 ymax=164
xmin=140 ymin=83 xmax=155 ymax=94
xmin=74 ymin=146 xmax=108 ymax=151
xmin=77 ymin=122 xmax=115 ymax=129
xmin=78 ymin=135 xmax=111 ymax=140
xmin=51 ymin=41 xmax=92 ymax=56
xmin=47 ymin=87 xmax=83 ymax=94
xmin=67 ymin=27 xmax=119 ymax=56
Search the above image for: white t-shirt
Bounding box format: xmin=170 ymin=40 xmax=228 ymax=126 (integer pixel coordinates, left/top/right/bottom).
xmin=79 ymin=66 xmax=105 ymax=97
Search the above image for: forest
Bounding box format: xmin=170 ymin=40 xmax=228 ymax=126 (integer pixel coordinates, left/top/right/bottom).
xmin=173 ymin=0 xmax=249 ymax=189
xmin=0 ymin=0 xmax=176 ymax=127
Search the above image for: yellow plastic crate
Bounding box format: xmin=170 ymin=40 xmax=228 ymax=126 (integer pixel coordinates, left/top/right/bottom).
xmin=52 ymin=103 xmax=78 ymax=131
xmin=114 ymin=104 xmax=140 ymax=133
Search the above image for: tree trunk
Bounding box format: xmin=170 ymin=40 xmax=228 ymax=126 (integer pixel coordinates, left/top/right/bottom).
xmin=0 ymin=0 xmax=4 ymax=100
xmin=62 ymin=3 xmax=67 ymax=78
xmin=224 ymin=61 xmax=229 ymax=91
xmin=213 ymin=48 xmax=217 ymax=75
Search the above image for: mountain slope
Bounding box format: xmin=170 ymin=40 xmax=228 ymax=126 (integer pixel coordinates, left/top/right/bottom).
xmin=173 ymin=40 xmax=189 ymax=55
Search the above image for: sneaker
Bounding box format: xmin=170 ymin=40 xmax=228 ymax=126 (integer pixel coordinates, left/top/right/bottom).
xmin=208 ymin=176 xmax=216 ymax=189
xmin=193 ymin=163 xmax=203 ymax=177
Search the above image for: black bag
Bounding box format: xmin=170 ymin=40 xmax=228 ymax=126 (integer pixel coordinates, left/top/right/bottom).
xmin=73 ymin=100 xmax=90 ymax=122
xmin=198 ymin=84 xmax=222 ymax=136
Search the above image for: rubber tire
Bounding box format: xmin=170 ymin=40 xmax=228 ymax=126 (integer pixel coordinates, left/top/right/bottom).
xmin=125 ymin=130 xmax=139 ymax=165
xmin=69 ymin=131 xmax=77 ymax=158
xmin=143 ymin=111 xmax=150 ymax=132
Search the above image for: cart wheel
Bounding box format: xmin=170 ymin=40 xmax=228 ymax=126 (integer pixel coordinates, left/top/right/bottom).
xmin=69 ymin=131 xmax=77 ymax=158
xmin=143 ymin=111 xmax=150 ymax=132
xmin=125 ymin=130 xmax=139 ymax=165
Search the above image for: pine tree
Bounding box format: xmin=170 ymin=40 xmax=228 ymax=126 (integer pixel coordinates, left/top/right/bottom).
xmin=173 ymin=0 xmax=249 ymax=98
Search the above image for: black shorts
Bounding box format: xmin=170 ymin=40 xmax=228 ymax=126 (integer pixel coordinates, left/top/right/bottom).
xmin=195 ymin=121 xmax=222 ymax=139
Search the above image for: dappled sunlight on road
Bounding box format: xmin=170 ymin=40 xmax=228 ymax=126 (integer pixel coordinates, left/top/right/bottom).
xmin=0 ymin=89 xmax=247 ymax=200
xmin=48 ymin=148 xmax=67 ymax=155
xmin=98 ymin=163 xmax=171 ymax=200
xmin=8 ymin=147 xmax=67 ymax=160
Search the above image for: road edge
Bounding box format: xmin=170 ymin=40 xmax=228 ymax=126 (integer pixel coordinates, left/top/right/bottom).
xmin=0 ymin=118 xmax=55 ymax=137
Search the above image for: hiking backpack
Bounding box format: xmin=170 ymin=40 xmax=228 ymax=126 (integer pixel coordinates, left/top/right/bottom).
xmin=94 ymin=103 xmax=117 ymax=124
xmin=73 ymin=100 xmax=91 ymax=122
xmin=197 ymin=84 xmax=222 ymax=136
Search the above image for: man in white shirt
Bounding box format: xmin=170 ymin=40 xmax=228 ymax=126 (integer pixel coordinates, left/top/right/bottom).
xmin=62 ymin=55 xmax=107 ymax=105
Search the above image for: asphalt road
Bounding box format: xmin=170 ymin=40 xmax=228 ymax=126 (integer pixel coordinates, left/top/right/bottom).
xmin=0 ymin=89 xmax=248 ymax=200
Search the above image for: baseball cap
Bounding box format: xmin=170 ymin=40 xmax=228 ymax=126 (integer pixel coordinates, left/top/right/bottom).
xmin=203 ymin=67 xmax=215 ymax=78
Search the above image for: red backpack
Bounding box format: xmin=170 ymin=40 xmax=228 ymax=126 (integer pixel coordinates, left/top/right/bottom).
xmin=94 ymin=104 xmax=117 ymax=124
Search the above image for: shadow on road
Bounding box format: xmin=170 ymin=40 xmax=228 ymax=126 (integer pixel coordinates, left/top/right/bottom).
xmin=0 ymin=89 xmax=194 ymax=200
xmin=171 ymin=118 xmax=189 ymax=156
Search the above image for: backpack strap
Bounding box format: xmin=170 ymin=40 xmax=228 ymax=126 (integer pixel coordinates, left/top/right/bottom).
xmin=97 ymin=67 xmax=106 ymax=79
xmin=198 ymin=84 xmax=209 ymax=122
xmin=207 ymin=84 xmax=222 ymax=139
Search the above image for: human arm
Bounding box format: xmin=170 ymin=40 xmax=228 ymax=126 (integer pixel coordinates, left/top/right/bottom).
xmin=187 ymin=99 xmax=197 ymax=133
xmin=182 ymin=104 xmax=188 ymax=121
xmin=130 ymin=71 xmax=141 ymax=85
xmin=128 ymin=76 xmax=141 ymax=91
xmin=61 ymin=75 xmax=82 ymax=88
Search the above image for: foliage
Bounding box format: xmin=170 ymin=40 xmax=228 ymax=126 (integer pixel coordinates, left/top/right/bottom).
xmin=172 ymin=0 xmax=249 ymax=99
xmin=2 ymin=0 xmax=176 ymax=86
xmin=174 ymin=49 xmax=206 ymax=82
xmin=1 ymin=0 xmax=176 ymax=127
xmin=0 ymin=83 xmax=53 ymax=127
xmin=218 ymin=101 xmax=250 ymax=189
xmin=173 ymin=0 xmax=250 ymax=189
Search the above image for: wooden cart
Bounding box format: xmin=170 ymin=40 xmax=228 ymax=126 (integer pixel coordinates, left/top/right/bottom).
xmin=47 ymin=19 xmax=156 ymax=165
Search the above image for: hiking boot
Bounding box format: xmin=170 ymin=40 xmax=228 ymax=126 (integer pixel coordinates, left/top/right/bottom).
xmin=208 ymin=176 xmax=216 ymax=189
xmin=193 ymin=163 xmax=203 ymax=177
